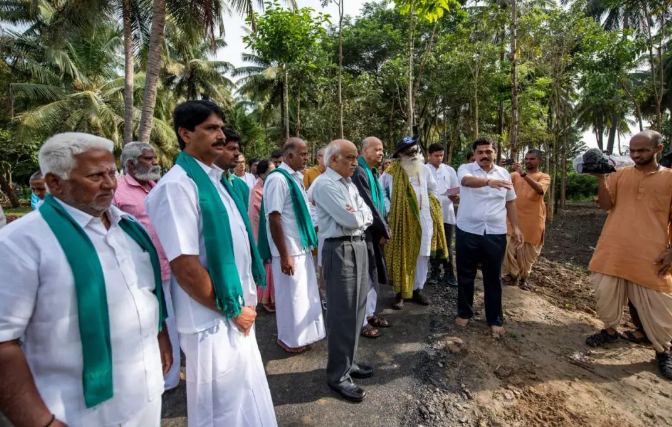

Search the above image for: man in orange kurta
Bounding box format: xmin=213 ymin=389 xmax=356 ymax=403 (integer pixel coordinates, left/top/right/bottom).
xmin=586 ymin=130 xmax=672 ymax=380
xmin=503 ymin=149 xmax=551 ymax=289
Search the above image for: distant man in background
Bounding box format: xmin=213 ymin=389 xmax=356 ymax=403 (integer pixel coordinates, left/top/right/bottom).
xmin=585 ymin=130 xmax=672 ymax=380
xmin=259 ymin=138 xmax=326 ymax=354
xmin=249 ymin=158 xmax=260 ymax=180
xmin=455 ymin=137 xmax=524 ymax=336
xmin=313 ymin=139 xmax=373 ymax=402
xmin=352 ymin=137 xmax=391 ymax=338
xmin=379 ymin=158 xmax=392 ymax=176
xmin=304 ymin=147 xmax=326 ymax=190
xmin=114 ymin=141 xmax=181 ymax=392
xmin=502 ymin=149 xmax=550 ymax=290
xmin=234 ymin=154 xmax=256 ymax=189
xmin=466 ymin=151 xmax=475 ymax=163
xmin=426 ymin=143 xmax=459 ymax=287
xmin=271 ymin=149 xmax=284 ymax=168
xmin=29 ymin=171 xmax=47 ymax=209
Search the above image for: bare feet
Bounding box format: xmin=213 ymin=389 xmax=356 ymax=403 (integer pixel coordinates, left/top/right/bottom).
xmin=455 ymin=317 xmax=470 ymax=327
xmin=491 ymin=325 xmax=506 ymax=336
xmin=277 ymin=339 xmax=306 ymax=353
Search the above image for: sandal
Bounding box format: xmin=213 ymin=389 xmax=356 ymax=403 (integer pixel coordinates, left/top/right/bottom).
xmin=502 ymin=274 xmax=517 ymax=286
xmin=368 ymin=316 xmax=391 ymax=328
xmin=361 ymin=325 xmax=380 ymax=339
xmin=620 ymin=329 xmax=651 ymax=345
xmin=586 ymin=329 xmax=619 ymax=347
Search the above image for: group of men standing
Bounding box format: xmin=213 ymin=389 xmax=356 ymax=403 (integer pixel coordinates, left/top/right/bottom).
xmin=2 ymin=94 xmax=672 ymax=427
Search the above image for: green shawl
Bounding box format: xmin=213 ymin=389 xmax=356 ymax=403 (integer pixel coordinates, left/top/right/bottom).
xmin=228 ymin=172 xmax=250 ymax=211
xmin=176 ymin=152 xmax=266 ymax=319
xmin=39 ymin=194 xmax=167 ymax=409
xmin=257 ymin=167 xmax=318 ymax=264
xmin=358 ymin=156 xmax=386 ymax=217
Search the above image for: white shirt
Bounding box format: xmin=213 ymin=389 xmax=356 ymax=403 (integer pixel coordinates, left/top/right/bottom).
xmin=427 ymin=163 xmax=459 ymax=225
xmin=263 ymin=162 xmax=315 ymax=257
xmin=312 ymin=168 xmax=373 ymax=240
xmin=0 ymin=201 xmax=163 ymax=427
xmin=456 ymin=162 xmax=517 ymax=235
xmin=146 ymin=160 xmax=256 ymax=334
xmin=238 ymin=172 xmax=257 ymax=190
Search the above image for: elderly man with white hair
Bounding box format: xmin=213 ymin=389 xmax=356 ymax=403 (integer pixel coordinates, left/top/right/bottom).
xmin=114 ymin=141 xmax=180 ymax=391
xmin=0 ymin=133 xmax=172 ymax=427
xmin=313 ymin=139 xmax=373 ymax=402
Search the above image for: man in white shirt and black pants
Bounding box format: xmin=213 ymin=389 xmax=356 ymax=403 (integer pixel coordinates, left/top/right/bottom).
xmin=426 ymin=143 xmax=460 ymax=287
xmin=455 ymin=137 xmax=524 ymax=336
xmin=313 ymin=139 xmax=374 ymax=403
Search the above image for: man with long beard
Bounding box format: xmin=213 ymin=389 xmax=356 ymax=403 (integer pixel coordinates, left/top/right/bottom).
xmin=114 ymin=142 xmax=180 ymax=392
xmin=381 ymin=136 xmax=449 ymax=310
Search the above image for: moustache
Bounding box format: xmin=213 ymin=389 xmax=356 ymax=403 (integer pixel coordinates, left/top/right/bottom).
xmin=212 ymin=140 xmax=226 ymax=147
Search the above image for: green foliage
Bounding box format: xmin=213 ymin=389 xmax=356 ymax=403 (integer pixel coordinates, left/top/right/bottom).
xmin=564 ymin=172 xmax=599 ymax=201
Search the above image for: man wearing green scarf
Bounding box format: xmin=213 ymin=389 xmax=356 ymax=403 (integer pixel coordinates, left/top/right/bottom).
xmin=351 ymin=136 xmax=391 ymax=339
xmin=259 ymin=138 xmax=326 ymax=353
xmin=145 ymin=101 xmax=277 ymax=427
xmin=0 ymin=133 xmax=172 ymax=427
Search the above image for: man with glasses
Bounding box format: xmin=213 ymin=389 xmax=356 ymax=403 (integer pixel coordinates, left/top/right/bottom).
xmin=381 ymin=136 xmax=446 ymax=310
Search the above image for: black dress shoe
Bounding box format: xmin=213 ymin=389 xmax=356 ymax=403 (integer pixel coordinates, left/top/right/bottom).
xmin=328 ymin=381 xmax=366 ymax=402
xmin=350 ymin=364 xmax=374 ymax=379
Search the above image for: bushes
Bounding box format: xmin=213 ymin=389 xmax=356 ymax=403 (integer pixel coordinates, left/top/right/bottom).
xmin=564 ymin=172 xmax=598 ymax=201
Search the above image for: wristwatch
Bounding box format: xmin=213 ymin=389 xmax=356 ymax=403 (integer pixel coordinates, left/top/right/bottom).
xmin=520 ymin=171 xmax=528 ymax=178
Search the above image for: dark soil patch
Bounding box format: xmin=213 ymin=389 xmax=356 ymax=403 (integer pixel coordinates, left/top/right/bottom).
xmin=542 ymin=203 xmax=607 ymax=268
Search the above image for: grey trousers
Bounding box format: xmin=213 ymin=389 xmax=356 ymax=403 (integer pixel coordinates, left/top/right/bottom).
xmin=322 ymin=238 xmax=368 ymax=386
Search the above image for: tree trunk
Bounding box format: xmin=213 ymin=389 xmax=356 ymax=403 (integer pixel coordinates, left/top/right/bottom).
xmin=606 ymin=111 xmax=619 ymax=155
xmin=122 ymin=0 xmax=134 ymax=145
xmin=509 ymin=0 xmax=518 ymax=157
xmin=0 ymin=172 xmax=19 ymax=208
xmin=138 ymin=0 xmax=166 ymax=142
xmin=473 ymin=58 xmax=479 ymax=140
xmin=284 ymin=63 xmax=290 ymax=140
xmin=338 ymin=0 xmax=344 ymax=139
xmin=561 ymin=95 xmax=568 ymax=209
xmin=412 ymin=20 xmax=438 ymax=118
xmin=295 ymin=78 xmax=301 ymax=137
xmin=406 ymin=0 xmax=415 ymax=135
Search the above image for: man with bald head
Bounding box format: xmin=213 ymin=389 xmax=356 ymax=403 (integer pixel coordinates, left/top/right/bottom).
xmin=259 ymin=138 xmax=326 ymax=353
xmin=351 ymin=137 xmax=391 ymax=338
xmin=304 ymin=147 xmax=326 ymax=190
xmin=313 ymin=139 xmax=373 ymax=402
xmin=586 ymin=130 xmax=672 ymax=379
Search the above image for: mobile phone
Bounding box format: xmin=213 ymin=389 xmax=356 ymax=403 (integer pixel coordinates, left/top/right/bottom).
xmin=505 ymin=159 xmax=514 ymax=166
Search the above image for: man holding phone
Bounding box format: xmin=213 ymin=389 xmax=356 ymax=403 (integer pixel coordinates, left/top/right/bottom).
xmin=501 ymin=149 xmax=551 ymax=289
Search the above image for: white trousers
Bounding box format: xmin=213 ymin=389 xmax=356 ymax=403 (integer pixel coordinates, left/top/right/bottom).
xmin=414 ymin=255 xmax=430 ymax=290
xmin=180 ymin=322 xmax=278 ymax=427
xmin=120 ymin=396 xmax=161 ymax=427
xmin=272 ymin=253 xmax=326 ymax=348
xmin=362 ymin=278 xmax=378 ymax=327
xmin=162 ymin=280 xmax=180 ymax=391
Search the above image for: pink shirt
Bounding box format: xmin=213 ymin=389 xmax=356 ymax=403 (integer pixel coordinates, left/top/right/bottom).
xmin=113 ymin=174 xmax=171 ymax=282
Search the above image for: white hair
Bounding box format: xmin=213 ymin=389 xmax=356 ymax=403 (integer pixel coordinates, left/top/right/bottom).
xmin=121 ymin=141 xmax=154 ymax=173
xmin=324 ymin=144 xmax=342 ymax=168
xmin=39 ymin=133 xmax=115 ymax=179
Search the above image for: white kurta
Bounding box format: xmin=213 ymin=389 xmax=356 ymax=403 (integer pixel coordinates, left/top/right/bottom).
xmin=146 ymin=159 xmax=277 ymax=427
xmin=427 ymin=163 xmax=459 ymax=225
xmin=0 ymin=202 xmax=163 ymax=427
xmin=264 ymin=162 xmax=325 ymax=347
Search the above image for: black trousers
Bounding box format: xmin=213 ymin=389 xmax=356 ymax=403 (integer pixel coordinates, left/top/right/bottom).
xmin=456 ymin=227 xmax=507 ymax=327
xmin=430 ymin=223 xmax=455 ymax=276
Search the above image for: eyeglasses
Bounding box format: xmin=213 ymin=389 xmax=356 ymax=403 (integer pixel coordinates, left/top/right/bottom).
xmin=403 ymin=149 xmax=419 ymax=157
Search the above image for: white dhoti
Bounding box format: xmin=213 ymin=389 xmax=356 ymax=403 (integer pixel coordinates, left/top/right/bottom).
xmin=162 ymin=280 xmax=181 ymax=391
xmin=362 ymin=278 xmax=378 ymax=327
xmin=273 ymin=253 xmax=326 ymax=347
xmin=122 ymin=396 xmax=162 ymax=427
xmin=414 ymin=211 xmax=433 ymax=290
xmin=180 ymin=322 xmax=277 ymax=427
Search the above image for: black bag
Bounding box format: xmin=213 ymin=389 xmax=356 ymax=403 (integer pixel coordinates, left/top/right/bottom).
xmin=575 ymin=148 xmax=616 ymax=174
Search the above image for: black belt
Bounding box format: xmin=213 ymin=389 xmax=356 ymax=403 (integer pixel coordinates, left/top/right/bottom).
xmin=325 ymin=235 xmax=366 ymax=242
